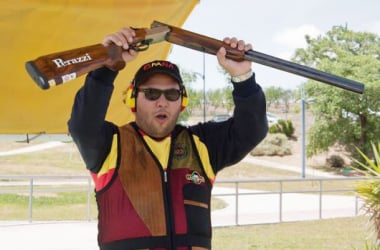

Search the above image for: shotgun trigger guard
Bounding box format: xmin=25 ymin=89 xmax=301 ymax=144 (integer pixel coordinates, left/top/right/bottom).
xmin=130 ymin=40 xmax=150 ymax=52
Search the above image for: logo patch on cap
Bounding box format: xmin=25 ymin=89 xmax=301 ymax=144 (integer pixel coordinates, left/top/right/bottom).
xmin=133 ymin=60 xmax=183 ymax=86
xmin=142 ymin=61 xmax=176 ymax=71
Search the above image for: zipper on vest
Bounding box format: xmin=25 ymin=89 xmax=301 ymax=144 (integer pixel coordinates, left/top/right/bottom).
xmin=162 ymin=168 xmax=175 ymax=250
xmin=164 ymin=170 xmax=168 ymax=182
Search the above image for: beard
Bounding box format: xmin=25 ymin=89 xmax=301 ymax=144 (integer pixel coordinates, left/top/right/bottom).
xmin=135 ymin=110 xmax=180 ymax=138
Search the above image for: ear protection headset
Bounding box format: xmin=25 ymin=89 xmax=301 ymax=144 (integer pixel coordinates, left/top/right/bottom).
xmin=124 ymin=80 xmax=188 ymax=113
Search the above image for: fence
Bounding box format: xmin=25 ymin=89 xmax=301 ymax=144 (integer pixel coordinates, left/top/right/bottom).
xmin=0 ymin=175 xmax=375 ymax=226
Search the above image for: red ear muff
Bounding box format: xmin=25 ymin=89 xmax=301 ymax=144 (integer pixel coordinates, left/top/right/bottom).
xmin=125 ymin=83 xmax=136 ymax=112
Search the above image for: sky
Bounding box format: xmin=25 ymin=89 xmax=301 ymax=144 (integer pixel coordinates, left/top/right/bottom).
xmin=167 ymin=0 xmax=380 ymax=91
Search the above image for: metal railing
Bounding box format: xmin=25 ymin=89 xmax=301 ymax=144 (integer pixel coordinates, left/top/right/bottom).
xmin=211 ymin=176 xmax=371 ymax=227
xmin=0 ymin=175 xmax=93 ymax=222
xmin=0 ymin=175 xmax=375 ymax=225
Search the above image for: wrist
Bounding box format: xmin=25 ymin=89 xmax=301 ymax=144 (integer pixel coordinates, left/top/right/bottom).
xmin=90 ymin=67 xmax=119 ymax=85
xmin=231 ymin=69 xmax=253 ymax=83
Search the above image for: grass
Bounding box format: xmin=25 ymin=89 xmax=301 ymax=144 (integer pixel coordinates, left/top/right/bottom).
xmin=212 ymin=216 xmax=376 ymax=250
xmin=0 ymin=141 xmax=86 ymax=175
xmin=0 ymin=191 xmax=225 ymax=221
xmin=0 ymin=192 xmax=98 ymax=221
xmin=0 ymin=140 xmax=378 ymax=248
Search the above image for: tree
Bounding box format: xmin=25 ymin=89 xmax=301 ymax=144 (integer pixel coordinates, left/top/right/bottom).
xmin=206 ymin=86 xmax=233 ymax=113
xmin=208 ymin=88 xmax=224 ymax=111
xmin=178 ymin=68 xmax=202 ymax=123
xmin=265 ymin=86 xmax=284 ymax=107
xmin=292 ymin=26 xmax=380 ymax=158
xmin=265 ymin=87 xmax=295 ymax=112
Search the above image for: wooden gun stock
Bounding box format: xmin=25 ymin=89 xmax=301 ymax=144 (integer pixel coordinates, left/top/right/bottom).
xmin=25 ymin=44 xmax=121 ymax=89
xmin=25 ymin=20 xmax=364 ymax=94
xmin=25 ymin=26 xmax=169 ymax=89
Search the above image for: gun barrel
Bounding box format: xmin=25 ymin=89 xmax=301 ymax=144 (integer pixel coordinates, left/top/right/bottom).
xmin=153 ymin=20 xmax=364 ymax=94
xmin=245 ymin=50 xmax=364 ymax=94
xmin=244 ymin=50 xmax=364 ymax=94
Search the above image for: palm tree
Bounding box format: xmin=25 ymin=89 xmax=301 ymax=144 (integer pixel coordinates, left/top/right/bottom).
xmin=353 ymin=142 xmax=380 ymax=246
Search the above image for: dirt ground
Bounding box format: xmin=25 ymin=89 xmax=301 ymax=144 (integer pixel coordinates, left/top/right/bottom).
xmin=259 ymin=105 xmax=345 ymax=168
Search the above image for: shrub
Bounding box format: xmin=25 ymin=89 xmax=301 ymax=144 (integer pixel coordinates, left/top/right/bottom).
xmin=250 ymin=133 xmax=292 ymax=156
xmin=269 ymin=119 xmax=295 ymax=138
xmin=326 ymin=154 xmax=345 ymax=168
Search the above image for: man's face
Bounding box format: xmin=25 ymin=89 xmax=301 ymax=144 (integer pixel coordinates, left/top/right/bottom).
xmin=135 ymin=73 xmax=182 ymax=138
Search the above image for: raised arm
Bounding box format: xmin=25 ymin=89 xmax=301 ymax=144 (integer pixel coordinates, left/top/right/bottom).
xmin=68 ymin=27 xmax=140 ymax=172
xmin=190 ymin=37 xmax=268 ymax=172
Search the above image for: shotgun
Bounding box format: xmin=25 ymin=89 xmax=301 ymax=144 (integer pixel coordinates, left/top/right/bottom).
xmin=25 ymin=20 xmax=364 ymax=94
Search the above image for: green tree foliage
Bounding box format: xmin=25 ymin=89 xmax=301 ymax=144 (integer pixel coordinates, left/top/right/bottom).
xmin=265 ymin=86 xmax=283 ymax=107
xmin=179 ymin=87 xmax=202 ymax=123
xmin=208 ymin=88 xmax=224 ymax=111
xmin=292 ymin=26 xmax=380 ymax=157
xmin=198 ymin=87 xmax=234 ymax=114
xmin=265 ymin=87 xmax=296 ymax=112
xmin=178 ymin=69 xmax=200 ymax=123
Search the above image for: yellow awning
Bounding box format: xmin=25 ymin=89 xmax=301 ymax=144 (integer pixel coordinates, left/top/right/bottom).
xmin=0 ymin=0 xmax=197 ymax=134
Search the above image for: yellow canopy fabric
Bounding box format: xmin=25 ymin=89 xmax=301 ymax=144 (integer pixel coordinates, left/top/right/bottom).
xmin=0 ymin=0 xmax=197 ymax=134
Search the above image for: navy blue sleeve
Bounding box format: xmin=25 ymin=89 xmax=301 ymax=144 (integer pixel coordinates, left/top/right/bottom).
xmin=190 ymin=73 xmax=268 ymax=173
xmin=68 ymin=67 xmax=119 ymax=173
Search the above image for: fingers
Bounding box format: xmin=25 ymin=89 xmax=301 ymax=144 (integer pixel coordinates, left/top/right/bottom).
xmin=102 ymin=27 xmax=136 ymax=50
xmin=216 ymin=47 xmax=227 ymax=64
xmin=222 ymin=37 xmax=252 ymax=51
xmin=102 ymin=27 xmax=140 ymax=69
xmin=217 ymin=36 xmax=253 ymax=77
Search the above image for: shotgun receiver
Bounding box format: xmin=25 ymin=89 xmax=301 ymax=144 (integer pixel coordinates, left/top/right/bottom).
xmin=25 ymin=20 xmax=364 ymax=94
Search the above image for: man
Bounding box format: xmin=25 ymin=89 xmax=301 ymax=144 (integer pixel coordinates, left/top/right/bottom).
xmin=68 ymin=27 xmax=268 ymax=250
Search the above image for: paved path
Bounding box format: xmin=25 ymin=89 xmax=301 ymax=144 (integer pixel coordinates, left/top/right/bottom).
xmin=0 ymin=221 xmax=99 ymax=250
xmin=0 ymin=141 xmax=65 ymax=156
xmin=211 ymin=187 xmax=361 ymax=227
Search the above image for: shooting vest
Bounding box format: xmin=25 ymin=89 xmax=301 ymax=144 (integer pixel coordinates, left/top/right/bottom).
xmin=93 ymin=123 xmax=214 ymax=250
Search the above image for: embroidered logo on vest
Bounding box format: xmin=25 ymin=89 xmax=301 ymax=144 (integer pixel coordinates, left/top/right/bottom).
xmin=186 ymin=171 xmax=205 ymax=185
xmin=174 ymin=143 xmax=187 ymax=159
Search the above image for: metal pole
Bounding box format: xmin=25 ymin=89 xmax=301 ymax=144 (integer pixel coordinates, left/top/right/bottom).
xmin=234 ymin=181 xmax=239 ymax=225
xmin=319 ymin=180 xmax=323 ymax=219
xmin=202 ymin=52 xmax=206 ymax=122
xmin=279 ymin=181 xmax=283 ymax=222
xmin=355 ymin=195 xmax=359 ymax=215
xmin=301 ymin=83 xmax=306 ymax=178
xmin=195 ymin=53 xmax=206 ymax=122
xmin=28 ymin=178 xmax=33 ymax=222
xmin=87 ymin=177 xmax=92 ymax=221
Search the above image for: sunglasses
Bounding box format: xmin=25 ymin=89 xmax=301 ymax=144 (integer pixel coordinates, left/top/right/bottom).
xmin=137 ymin=88 xmax=182 ymax=101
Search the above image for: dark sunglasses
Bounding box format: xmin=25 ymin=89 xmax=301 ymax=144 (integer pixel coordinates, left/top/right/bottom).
xmin=137 ymin=88 xmax=182 ymax=101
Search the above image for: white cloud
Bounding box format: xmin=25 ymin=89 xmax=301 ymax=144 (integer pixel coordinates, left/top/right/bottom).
xmin=365 ymin=21 xmax=380 ymax=35
xmin=274 ymin=25 xmax=323 ymax=49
